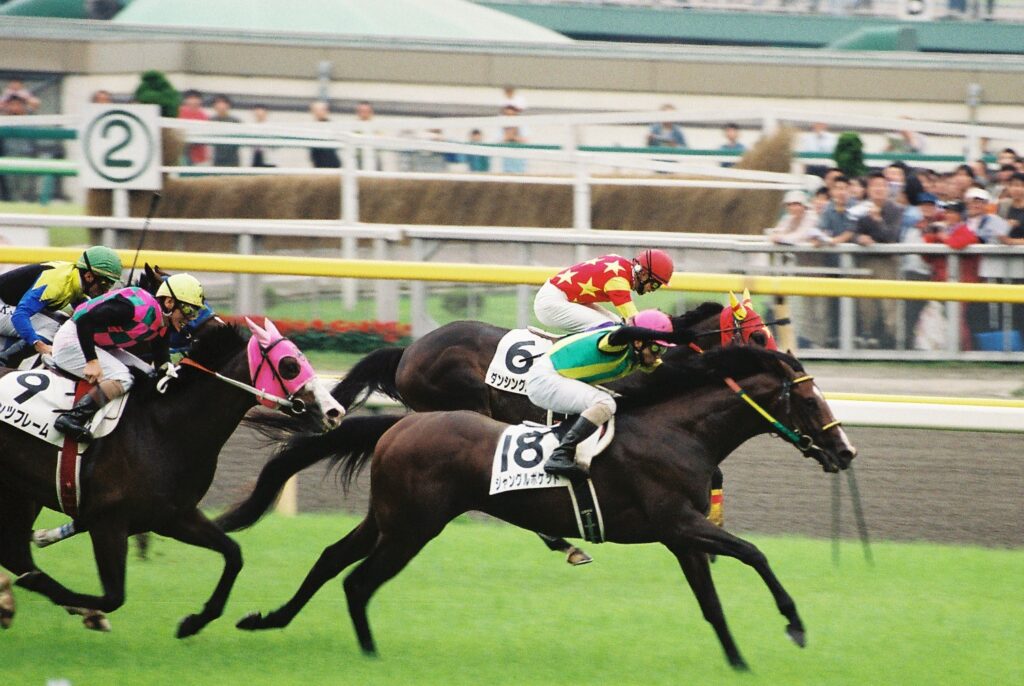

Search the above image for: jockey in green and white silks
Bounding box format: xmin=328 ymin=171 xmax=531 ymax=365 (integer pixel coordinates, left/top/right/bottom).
xmin=0 ymin=246 xmax=122 ymax=366
xmin=525 ymin=309 xmax=681 ymax=480
xmin=51 ymin=273 xmax=205 ymax=442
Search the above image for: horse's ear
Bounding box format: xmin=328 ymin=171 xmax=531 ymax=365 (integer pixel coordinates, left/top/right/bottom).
xmin=261 ymin=317 xmax=282 ymax=339
xmin=245 ymin=317 xmax=271 ymax=344
xmin=742 ymin=288 xmax=752 ymax=305
xmin=729 ymin=291 xmax=747 ymax=320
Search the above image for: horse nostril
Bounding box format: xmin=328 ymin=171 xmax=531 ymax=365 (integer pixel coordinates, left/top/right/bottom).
xmin=327 ymin=408 xmax=342 ymax=419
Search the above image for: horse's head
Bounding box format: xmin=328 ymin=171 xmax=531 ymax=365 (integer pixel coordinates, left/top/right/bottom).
xmin=136 ymin=263 xmax=171 ymax=295
xmin=245 ymin=317 xmax=345 ymax=430
xmin=720 ymin=289 xmax=777 ymax=350
xmin=764 ymin=353 xmax=856 ymax=473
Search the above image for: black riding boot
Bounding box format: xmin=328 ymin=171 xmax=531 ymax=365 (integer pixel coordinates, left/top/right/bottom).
xmin=54 ymin=394 xmax=103 ymax=442
xmin=544 ymin=417 xmax=599 ymax=480
xmin=0 ymin=339 xmax=32 ymax=368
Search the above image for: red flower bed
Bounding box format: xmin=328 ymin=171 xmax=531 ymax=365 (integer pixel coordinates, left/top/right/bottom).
xmin=224 ymin=316 xmax=412 ymax=352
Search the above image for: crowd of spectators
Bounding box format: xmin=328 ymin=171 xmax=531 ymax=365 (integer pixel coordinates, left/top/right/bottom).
xmin=766 ymin=151 xmax=1024 ymax=351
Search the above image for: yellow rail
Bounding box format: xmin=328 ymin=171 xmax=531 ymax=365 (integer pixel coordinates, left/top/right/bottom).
xmin=5 ymin=246 xmax=1024 ymax=303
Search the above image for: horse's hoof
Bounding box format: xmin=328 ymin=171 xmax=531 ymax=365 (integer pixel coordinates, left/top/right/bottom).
xmin=786 ymin=624 xmax=806 ymax=648
xmin=236 ymin=611 xmax=265 ymax=631
xmin=566 ymin=547 xmax=593 ymax=566
xmin=728 ymin=655 xmax=750 ymax=672
xmin=83 ymin=612 xmax=111 ymax=632
xmin=176 ymin=614 xmax=205 ymax=639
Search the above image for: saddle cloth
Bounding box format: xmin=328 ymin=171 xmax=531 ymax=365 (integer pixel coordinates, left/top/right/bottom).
xmin=489 ymin=418 xmax=614 ymax=495
xmin=485 ymin=329 xmax=553 ymax=396
xmin=0 ymin=368 xmax=128 ymax=447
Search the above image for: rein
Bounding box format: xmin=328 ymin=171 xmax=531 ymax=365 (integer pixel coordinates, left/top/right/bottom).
xmin=161 ymin=357 xmax=306 ymax=414
xmin=688 ymin=342 xmax=839 ymax=454
xmin=692 ymin=317 xmax=791 ymax=340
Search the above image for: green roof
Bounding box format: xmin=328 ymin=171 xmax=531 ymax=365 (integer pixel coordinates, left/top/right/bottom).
xmin=114 ymin=0 xmax=571 ymax=43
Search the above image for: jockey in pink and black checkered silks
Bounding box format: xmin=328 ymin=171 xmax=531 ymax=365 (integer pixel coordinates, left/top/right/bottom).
xmin=52 ymin=274 xmax=206 ymax=442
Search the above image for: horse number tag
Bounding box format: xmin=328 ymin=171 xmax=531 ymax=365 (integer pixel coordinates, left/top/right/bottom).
xmin=485 ymin=330 xmax=552 ymax=396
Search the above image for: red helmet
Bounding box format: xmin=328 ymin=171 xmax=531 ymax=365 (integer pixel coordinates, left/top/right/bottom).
xmin=632 ymin=309 xmax=675 ymax=347
xmin=634 ymin=249 xmax=674 ymax=286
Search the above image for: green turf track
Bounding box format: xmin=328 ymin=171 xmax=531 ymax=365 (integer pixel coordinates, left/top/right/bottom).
xmin=4 ymin=512 xmax=1020 ymax=686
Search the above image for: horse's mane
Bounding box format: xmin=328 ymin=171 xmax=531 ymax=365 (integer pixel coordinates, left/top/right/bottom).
xmin=671 ymin=301 xmax=723 ymax=330
xmin=617 ymin=346 xmax=804 ymax=411
xmin=132 ymin=323 xmax=248 ymax=401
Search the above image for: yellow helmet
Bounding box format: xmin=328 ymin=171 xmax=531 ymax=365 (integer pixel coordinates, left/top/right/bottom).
xmin=156 ymin=273 xmax=204 ymax=308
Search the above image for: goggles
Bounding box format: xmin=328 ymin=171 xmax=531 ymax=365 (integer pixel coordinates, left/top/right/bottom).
xmin=647 ymin=342 xmax=666 ymax=355
xmin=177 ymin=301 xmax=201 ymax=319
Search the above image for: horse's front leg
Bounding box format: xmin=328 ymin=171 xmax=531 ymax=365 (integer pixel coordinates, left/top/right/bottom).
xmin=156 ymin=508 xmax=241 ymax=639
xmin=667 ymin=545 xmax=747 ymax=670
xmin=667 ymin=513 xmax=806 ymax=650
xmin=15 ymin=519 xmax=128 ymax=614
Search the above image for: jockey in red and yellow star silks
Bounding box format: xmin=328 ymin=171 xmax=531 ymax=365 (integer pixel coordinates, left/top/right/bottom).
xmin=533 ymin=249 xmax=675 ymax=333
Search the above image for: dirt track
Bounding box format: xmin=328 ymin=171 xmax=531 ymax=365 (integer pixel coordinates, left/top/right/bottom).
xmin=203 ymin=420 xmax=1023 ymax=549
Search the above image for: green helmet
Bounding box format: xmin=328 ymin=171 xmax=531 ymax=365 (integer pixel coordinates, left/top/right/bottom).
xmin=156 ymin=273 xmax=204 ymax=308
xmin=76 ymin=246 xmax=123 ymax=282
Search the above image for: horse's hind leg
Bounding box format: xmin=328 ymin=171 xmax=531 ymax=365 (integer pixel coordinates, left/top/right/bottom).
xmin=0 ymin=573 xmax=14 ymax=629
xmin=536 ymin=532 xmax=591 ymax=566
xmin=343 ymin=529 xmax=439 ymax=656
xmin=156 ymin=508 xmax=242 ymax=638
xmin=15 ymin=518 xmax=128 ymax=615
xmin=237 ymin=514 xmax=380 ymax=632
xmin=669 ymin=545 xmax=747 ymax=670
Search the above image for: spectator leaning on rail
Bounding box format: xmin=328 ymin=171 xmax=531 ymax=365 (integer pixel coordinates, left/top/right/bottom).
xmin=0 ymin=246 xmax=122 ymax=368
xmin=533 ymin=250 xmax=675 ymax=334
xmin=765 ymin=190 xmax=826 ymax=246
xmin=209 ymin=94 xmax=241 ymax=167
xmin=647 ymin=104 xmax=687 ymax=148
xmin=921 ymin=200 xmax=980 ymax=349
xmin=852 ymin=172 xmax=906 ymax=348
xmin=526 ymin=309 xmax=691 ymax=481
xmin=51 ymin=273 xmax=206 ymax=442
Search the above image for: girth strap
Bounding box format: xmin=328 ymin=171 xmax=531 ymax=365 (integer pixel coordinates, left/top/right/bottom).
xmin=567 ymin=479 xmax=605 ymax=544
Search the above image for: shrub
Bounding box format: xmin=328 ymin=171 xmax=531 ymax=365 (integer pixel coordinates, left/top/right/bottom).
xmin=224 ymin=316 xmax=412 ymax=353
xmin=134 ymin=70 xmax=180 ymax=118
xmin=834 ymin=132 xmax=867 ymax=178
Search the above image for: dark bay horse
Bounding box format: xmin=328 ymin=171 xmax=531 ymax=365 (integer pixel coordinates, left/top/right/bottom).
xmin=322 ymin=298 xmax=776 ymax=563
xmin=0 ymin=320 xmax=342 ymax=637
xmin=232 ymin=347 xmax=856 ymax=669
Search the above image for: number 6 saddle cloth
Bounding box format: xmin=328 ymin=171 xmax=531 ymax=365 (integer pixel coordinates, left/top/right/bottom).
xmin=489 ymin=418 xmax=614 ymax=496
xmin=0 ymin=369 xmax=128 ymax=447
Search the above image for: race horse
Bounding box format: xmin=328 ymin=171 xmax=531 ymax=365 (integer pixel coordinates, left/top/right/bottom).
xmin=223 ymin=295 xmax=777 ymax=563
xmin=0 ymin=317 xmax=343 ymax=636
xmin=230 ymin=346 xmax=855 ymax=670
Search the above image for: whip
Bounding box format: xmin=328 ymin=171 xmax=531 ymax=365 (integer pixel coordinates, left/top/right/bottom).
xmin=126 ymin=191 xmax=161 ymax=286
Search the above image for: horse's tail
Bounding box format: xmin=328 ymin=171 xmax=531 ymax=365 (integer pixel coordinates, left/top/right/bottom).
xmin=216 ymin=415 xmax=403 ymax=532
xmin=331 ymin=346 xmax=406 ymax=411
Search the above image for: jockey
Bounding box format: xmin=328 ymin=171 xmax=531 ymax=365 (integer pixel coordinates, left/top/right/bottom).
xmin=526 ymin=309 xmax=684 ymax=480
xmin=52 ymin=273 xmax=205 ymax=442
xmin=533 ymin=249 xmax=675 ymax=334
xmin=0 ymin=246 xmax=122 ymax=367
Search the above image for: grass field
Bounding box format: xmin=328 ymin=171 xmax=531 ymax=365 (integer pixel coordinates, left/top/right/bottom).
xmin=5 ymin=512 xmax=1020 ymax=686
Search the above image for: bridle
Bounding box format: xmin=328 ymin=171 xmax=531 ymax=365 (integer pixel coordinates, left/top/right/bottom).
xmin=741 ymin=372 xmax=844 ymax=465
xmin=157 ymin=340 xmax=307 ymax=415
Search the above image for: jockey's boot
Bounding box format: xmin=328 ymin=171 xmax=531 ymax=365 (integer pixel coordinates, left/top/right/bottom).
xmin=54 ymin=393 xmax=103 ymax=442
xmin=0 ymin=339 xmax=31 ymax=369
xmin=544 ymin=416 xmax=598 ymax=481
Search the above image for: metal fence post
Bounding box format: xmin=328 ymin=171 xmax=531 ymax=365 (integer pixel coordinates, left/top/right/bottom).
xmin=518 ymin=243 xmax=532 ymax=328
xmin=235 ymin=232 xmax=257 ymax=314
xmin=946 ymin=255 xmax=961 ymax=354
xmin=410 ymin=238 xmax=431 ymax=338
xmin=374 ymin=238 xmax=398 ymax=322
xmin=839 ymin=252 xmax=855 ymax=353
xmin=341 ymin=135 xmax=359 ymax=311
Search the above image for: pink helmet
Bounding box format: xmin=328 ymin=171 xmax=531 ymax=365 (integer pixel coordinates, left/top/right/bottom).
xmin=632 ymin=309 xmax=676 ymax=347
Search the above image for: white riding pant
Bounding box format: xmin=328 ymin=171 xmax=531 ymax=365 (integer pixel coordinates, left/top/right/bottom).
xmin=533 ymin=281 xmax=621 ymax=334
xmin=526 ymin=355 xmax=617 ymax=422
xmin=52 ymin=320 xmax=144 ymax=392
xmin=0 ymin=303 xmax=62 ymax=343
